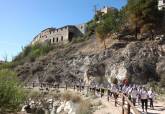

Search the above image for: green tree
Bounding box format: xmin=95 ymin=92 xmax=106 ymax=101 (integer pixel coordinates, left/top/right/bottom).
xmin=0 ymin=69 xmax=25 ymax=113
xmin=96 ymin=9 xmax=122 ymax=49
xmin=126 ymin=0 xmax=163 ymax=39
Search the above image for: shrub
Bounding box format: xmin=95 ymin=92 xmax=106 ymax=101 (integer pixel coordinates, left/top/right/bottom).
xmin=0 ymin=69 xmax=25 ymax=113
xmin=72 ymin=36 xmax=86 ymax=43
xmin=62 ymin=91 xmax=72 ymax=101
xmin=77 ymin=99 xmax=92 ymax=114
xmin=13 ymin=43 xmax=54 ymax=63
xmin=71 ymin=95 xmax=81 ymax=103
xmin=160 ymin=75 xmax=165 ymax=87
xmin=87 ymin=20 xmax=96 ymax=36
xmin=111 ymin=77 xmax=118 ymax=84
xmin=0 ymin=62 xmax=15 ymax=70
xmin=27 ymin=91 xmax=41 ymax=100
xmin=147 ymin=81 xmax=165 ymax=95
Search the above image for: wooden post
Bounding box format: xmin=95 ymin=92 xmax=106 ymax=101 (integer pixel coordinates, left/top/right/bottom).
xmin=100 ymin=88 xmax=103 ymax=98
xmin=114 ymin=93 xmax=117 ymax=107
xmin=127 ymin=103 xmax=130 ymax=114
xmin=87 ymin=86 xmax=89 ymax=95
xmin=32 ymin=82 xmax=35 ymax=88
xmin=122 ymin=96 xmax=125 ymax=114
xmin=58 ymin=83 xmax=59 ymax=89
xmin=65 ymin=83 xmax=68 ymax=90
xmin=74 ymin=84 xmax=75 ymax=91
xmin=80 ymin=84 xmax=81 ymax=92
xmin=107 ymin=89 xmax=110 ymax=102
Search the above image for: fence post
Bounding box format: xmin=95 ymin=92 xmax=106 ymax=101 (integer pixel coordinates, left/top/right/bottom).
xmin=122 ymin=95 xmax=125 ymax=114
xmin=127 ymin=103 xmax=130 ymax=114
xmin=74 ymin=84 xmax=75 ymax=91
xmin=94 ymin=87 xmax=96 ymax=95
xmin=101 ymin=88 xmax=103 ymax=98
xmin=80 ymin=84 xmax=81 ymax=92
xmin=65 ymin=83 xmax=67 ymax=90
xmin=107 ymin=89 xmax=110 ymax=102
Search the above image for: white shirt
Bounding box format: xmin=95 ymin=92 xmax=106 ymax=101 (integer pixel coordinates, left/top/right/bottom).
xmin=148 ymin=90 xmax=155 ymax=99
xmin=131 ymin=89 xmax=138 ymax=98
xmin=140 ymin=90 xmax=148 ymax=99
xmin=111 ymin=85 xmax=118 ymax=93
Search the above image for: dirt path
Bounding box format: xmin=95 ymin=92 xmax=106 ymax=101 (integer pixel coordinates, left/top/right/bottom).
xmin=27 ymin=87 xmax=165 ymax=114
xmin=93 ymin=96 xmax=122 ymax=114
xmin=93 ymin=95 xmax=165 ymax=114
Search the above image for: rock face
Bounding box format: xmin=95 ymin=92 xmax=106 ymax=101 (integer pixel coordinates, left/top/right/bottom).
xmin=15 ymin=39 xmax=165 ymax=85
xmin=56 ymin=101 xmax=79 ymax=114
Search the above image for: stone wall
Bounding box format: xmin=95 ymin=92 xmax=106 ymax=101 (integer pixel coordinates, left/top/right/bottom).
xmin=49 ymin=26 xmax=69 ymax=44
xmin=31 ymin=24 xmax=87 ymax=45
xmin=75 ymin=24 xmax=87 ymax=35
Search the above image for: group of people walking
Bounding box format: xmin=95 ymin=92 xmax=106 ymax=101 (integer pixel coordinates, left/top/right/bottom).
xmin=26 ymin=81 xmax=156 ymax=113
xmin=109 ymin=84 xmax=155 ymax=113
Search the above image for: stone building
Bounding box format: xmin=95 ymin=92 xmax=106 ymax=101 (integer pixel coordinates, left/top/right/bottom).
xmin=31 ymin=23 xmax=87 ymax=45
xmin=96 ymin=6 xmax=117 ymax=15
xmin=158 ymin=0 xmax=165 ymax=10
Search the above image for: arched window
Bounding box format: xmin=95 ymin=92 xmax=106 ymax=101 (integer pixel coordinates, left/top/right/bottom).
xmin=56 ymin=37 xmax=58 ymax=42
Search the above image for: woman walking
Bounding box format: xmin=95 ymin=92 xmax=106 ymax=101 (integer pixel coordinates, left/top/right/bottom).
xmin=131 ymin=87 xmax=138 ymax=106
xmin=148 ymin=88 xmax=155 ymax=109
xmin=140 ymin=87 xmax=148 ymax=113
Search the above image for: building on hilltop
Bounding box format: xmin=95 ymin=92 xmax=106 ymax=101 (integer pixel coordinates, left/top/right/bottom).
xmin=158 ymin=0 xmax=165 ymax=10
xmin=31 ymin=23 xmax=87 ymax=45
xmin=96 ymin=6 xmax=117 ymax=15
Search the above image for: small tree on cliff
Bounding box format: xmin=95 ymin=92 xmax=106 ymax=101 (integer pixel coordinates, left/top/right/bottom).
xmin=96 ymin=10 xmax=122 ymax=49
xmin=96 ymin=23 xmax=109 ymax=49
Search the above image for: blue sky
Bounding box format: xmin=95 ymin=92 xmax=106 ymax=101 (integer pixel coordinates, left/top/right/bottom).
xmin=0 ymin=0 xmax=127 ymax=61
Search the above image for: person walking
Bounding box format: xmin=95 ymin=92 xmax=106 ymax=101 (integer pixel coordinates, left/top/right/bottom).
xmin=131 ymin=87 xmax=138 ymax=106
xmin=140 ymin=87 xmax=149 ymax=113
xmin=148 ymin=88 xmax=155 ymax=109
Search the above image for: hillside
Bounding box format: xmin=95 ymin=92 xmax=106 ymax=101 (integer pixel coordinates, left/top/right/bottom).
xmin=13 ymin=35 xmax=165 ymax=89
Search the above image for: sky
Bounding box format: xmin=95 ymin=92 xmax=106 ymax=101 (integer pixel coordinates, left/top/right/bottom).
xmin=0 ymin=0 xmax=127 ymax=61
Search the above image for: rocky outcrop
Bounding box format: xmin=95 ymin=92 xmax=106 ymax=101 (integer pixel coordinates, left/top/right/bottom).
xmin=15 ymin=39 xmax=165 ymax=85
xmin=56 ymin=100 xmax=80 ymax=114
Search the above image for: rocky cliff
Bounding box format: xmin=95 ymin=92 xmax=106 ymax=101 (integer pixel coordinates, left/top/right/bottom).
xmin=15 ymin=36 xmax=165 ymax=85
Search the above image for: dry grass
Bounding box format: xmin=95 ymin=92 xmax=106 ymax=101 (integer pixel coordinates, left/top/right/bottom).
xmin=71 ymin=94 xmax=81 ymax=103
xmin=77 ymin=99 xmax=92 ymax=114
xmin=61 ymin=91 xmax=92 ymax=114
xmin=62 ymin=91 xmax=82 ymax=103
xmin=27 ymin=91 xmax=41 ymax=100
xmin=62 ymin=91 xmax=72 ymax=101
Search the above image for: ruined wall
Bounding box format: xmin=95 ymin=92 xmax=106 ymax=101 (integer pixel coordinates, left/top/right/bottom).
xmin=75 ymin=24 xmax=87 ymax=35
xmin=31 ymin=24 xmax=87 ymax=45
xmin=49 ymin=26 xmax=69 ymax=44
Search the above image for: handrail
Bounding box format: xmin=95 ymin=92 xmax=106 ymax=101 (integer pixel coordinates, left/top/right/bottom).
xmin=120 ymin=93 xmax=141 ymax=114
